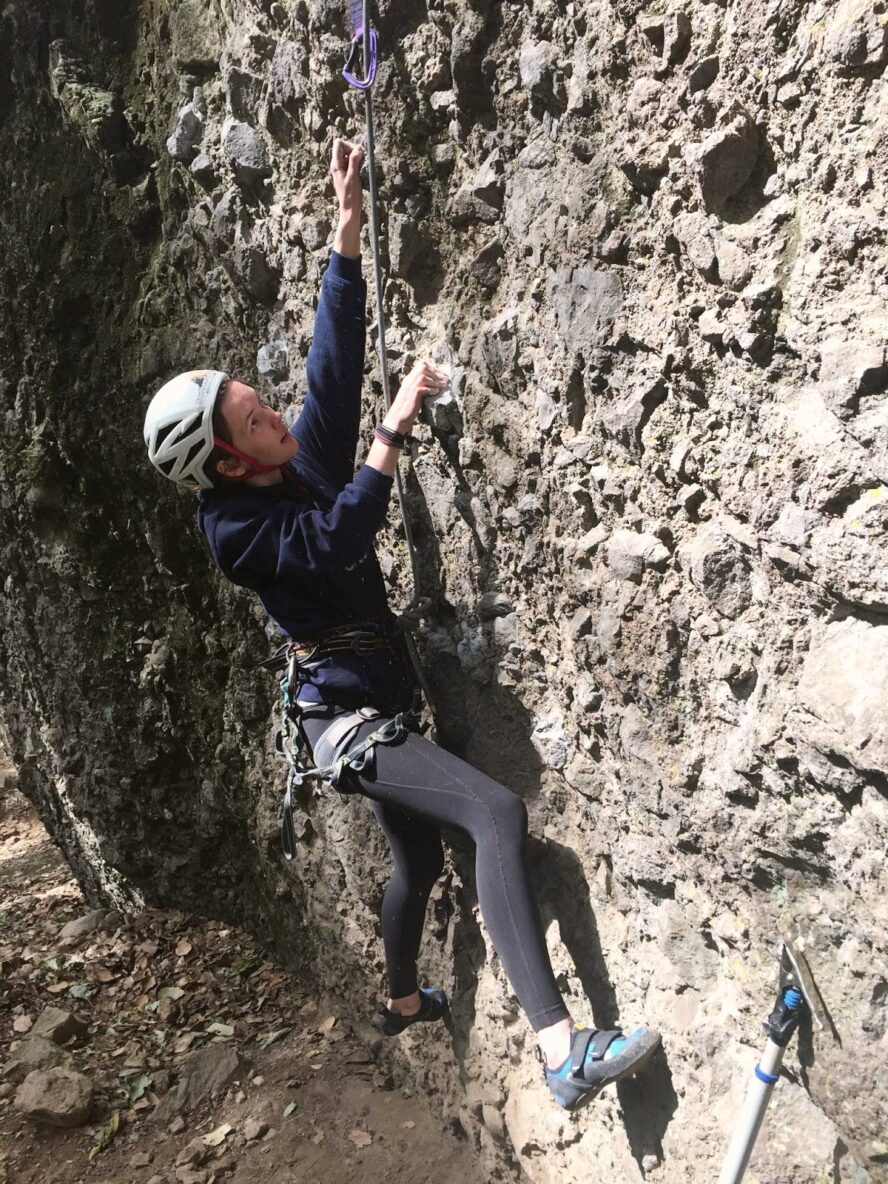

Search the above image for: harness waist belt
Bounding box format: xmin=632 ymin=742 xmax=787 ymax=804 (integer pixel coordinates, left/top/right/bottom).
xmin=287 ymin=621 xmax=395 ymax=663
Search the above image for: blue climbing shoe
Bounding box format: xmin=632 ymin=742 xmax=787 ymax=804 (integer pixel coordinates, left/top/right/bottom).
xmin=375 ymin=987 xmax=448 ymax=1037
xmin=537 ymin=1023 xmax=661 ymax=1110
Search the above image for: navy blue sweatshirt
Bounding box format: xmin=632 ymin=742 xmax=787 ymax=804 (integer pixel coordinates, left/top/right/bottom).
xmin=196 ymin=251 xmax=408 ymax=709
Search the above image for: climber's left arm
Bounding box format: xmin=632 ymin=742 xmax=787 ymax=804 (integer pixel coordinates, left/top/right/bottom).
xmin=291 ymin=140 xmax=366 ymax=489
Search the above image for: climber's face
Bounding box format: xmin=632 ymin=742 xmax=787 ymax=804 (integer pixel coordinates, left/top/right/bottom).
xmin=215 ymin=380 xmax=299 ymax=477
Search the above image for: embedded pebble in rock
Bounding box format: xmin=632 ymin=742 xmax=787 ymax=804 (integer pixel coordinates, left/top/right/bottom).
xmin=450 ymin=151 xmax=505 ymax=224
xmin=683 ymin=523 xmax=753 ymax=619
xmin=256 ymin=340 xmax=289 ymax=383
xmin=221 ymin=120 xmax=272 ymax=186
xmin=519 ymin=40 xmax=557 ymax=100
xmin=547 ymin=267 xmax=624 ymax=350
xmin=166 ymin=101 xmax=203 ymax=163
xmin=794 ymin=619 xmax=888 ymax=780
xmin=687 ymin=54 xmax=719 ymax=92
xmin=2 ymin=2 xmax=887 ymax=1181
xmin=606 ymin=530 xmax=671 ymax=582
xmin=697 ymin=111 xmax=761 ymax=211
xmin=715 ymin=241 xmax=752 ymax=291
xmin=825 ymin=0 xmax=888 ymax=72
xmin=422 ymin=388 xmax=462 ymax=436
xmin=640 ymin=11 xmax=692 ymax=69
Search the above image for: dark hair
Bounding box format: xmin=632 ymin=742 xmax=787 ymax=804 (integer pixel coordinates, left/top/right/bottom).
xmin=201 ymin=378 xmax=236 ymax=489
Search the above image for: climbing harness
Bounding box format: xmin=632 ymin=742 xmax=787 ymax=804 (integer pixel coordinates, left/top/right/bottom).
xmin=274 ymin=673 xmax=416 ymax=863
xmin=717 ymin=939 xmax=835 ymax=1184
xmin=260 ymin=620 xmax=420 ymax=860
xmin=341 ymin=0 xmax=436 ymax=715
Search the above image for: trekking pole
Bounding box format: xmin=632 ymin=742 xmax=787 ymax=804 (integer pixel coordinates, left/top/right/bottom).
xmin=342 ymin=0 xmax=437 ymax=719
xmin=717 ymin=940 xmax=832 ymax=1184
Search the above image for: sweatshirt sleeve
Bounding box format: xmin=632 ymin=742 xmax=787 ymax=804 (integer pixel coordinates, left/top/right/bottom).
xmin=210 ymin=465 xmax=394 ymax=589
xmin=291 ymin=250 xmax=367 ymax=491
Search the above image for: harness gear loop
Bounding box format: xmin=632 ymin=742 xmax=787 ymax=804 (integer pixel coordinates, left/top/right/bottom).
xmin=341 ymin=0 xmax=436 ymax=719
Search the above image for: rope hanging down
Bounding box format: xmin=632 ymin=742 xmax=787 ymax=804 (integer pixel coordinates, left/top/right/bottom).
xmin=341 ymin=0 xmax=436 ymax=718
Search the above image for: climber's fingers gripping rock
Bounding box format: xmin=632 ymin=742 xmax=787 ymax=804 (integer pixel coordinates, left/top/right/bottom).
xmin=387 ymin=359 xmax=449 ymax=435
xmin=331 ymin=137 xmax=364 ymax=220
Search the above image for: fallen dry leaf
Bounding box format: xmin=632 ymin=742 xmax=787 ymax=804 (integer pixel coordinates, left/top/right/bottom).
xmin=348 ymin=1128 xmax=372 ymax=1148
xmin=175 ymin=940 xmax=193 ymax=957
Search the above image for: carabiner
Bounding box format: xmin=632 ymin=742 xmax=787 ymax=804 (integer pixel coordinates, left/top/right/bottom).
xmin=342 ymin=27 xmax=378 ymax=90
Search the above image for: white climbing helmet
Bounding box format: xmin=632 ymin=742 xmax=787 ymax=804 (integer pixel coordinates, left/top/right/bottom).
xmin=143 ymin=369 xmax=228 ymax=489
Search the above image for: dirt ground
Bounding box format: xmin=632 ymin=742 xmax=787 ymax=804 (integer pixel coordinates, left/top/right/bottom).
xmin=0 ymin=780 xmax=485 ymax=1184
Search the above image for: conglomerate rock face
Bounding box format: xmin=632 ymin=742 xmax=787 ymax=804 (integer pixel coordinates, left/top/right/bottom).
xmin=0 ymin=1 xmax=886 ymax=1180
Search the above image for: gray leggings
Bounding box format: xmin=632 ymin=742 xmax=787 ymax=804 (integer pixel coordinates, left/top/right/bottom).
xmin=299 ymin=707 xmax=570 ymax=1032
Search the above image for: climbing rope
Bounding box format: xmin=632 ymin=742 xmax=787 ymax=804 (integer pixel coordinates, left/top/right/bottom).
xmin=341 ymin=0 xmax=436 ymax=716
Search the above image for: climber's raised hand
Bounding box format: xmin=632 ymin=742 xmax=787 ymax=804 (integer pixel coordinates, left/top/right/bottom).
xmin=331 ymin=137 xmax=364 ymax=222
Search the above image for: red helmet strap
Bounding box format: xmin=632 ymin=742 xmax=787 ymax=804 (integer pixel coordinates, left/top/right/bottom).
xmin=212 ymin=436 xmax=280 ymax=478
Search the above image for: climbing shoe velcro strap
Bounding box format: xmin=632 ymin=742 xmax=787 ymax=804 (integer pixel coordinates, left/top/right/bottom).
xmin=571 ymin=1027 xmax=623 ymax=1075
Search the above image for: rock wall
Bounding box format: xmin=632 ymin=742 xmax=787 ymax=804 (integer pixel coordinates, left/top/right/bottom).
xmin=0 ymin=1 xmax=886 ymax=1180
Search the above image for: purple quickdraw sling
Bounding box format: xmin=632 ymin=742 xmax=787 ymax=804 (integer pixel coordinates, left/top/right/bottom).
xmin=342 ymin=0 xmax=378 ymax=89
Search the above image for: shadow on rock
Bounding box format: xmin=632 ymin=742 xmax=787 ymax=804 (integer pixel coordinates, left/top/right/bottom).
xmin=529 ymin=836 xmax=620 ymax=1028
xmin=530 ymin=836 xmax=679 ymax=1166
xmin=617 ymin=1047 xmax=679 ymax=1175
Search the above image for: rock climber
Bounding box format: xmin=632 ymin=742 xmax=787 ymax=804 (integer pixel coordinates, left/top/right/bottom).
xmin=143 ymin=136 xmax=661 ymax=1110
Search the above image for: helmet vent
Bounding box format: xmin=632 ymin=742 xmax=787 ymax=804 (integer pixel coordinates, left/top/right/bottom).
xmin=155 ymin=421 xmax=177 ymax=449
xmin=183 ymin=439 xmax=205 ymax=469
